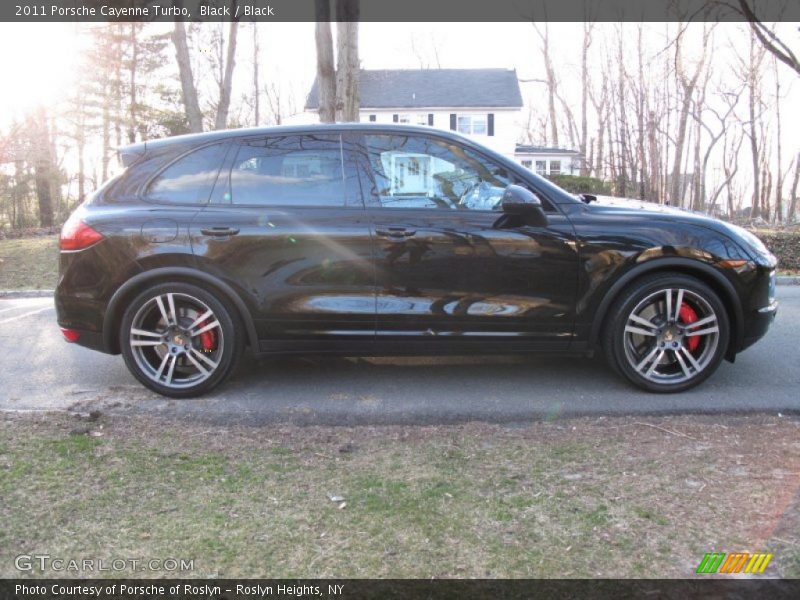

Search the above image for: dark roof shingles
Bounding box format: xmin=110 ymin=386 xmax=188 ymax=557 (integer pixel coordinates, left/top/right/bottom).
xmin=515 ymin=145 xmax=581 ymax=155
xmin=305 ymin=69 xmax=523 ymax=110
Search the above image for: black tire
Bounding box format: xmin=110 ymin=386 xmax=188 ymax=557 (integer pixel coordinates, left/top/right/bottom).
xmin=120 ymin=282 xmax=244 ymax=398
xmin=603 ymin=272 xmax=730 ymax=393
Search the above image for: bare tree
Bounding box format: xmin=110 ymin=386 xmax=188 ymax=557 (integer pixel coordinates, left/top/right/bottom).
xmin=335 ymin=0 xmax=360 ymax=122
xmin=735 ymin=0 xmax=800 ymax=77
xmin=252 ymin=23 xmax=260 ymax=126
xmin=579 ymin=17 xmax=595 ymax=175
xmin=172 ymin=16 xmax=203 ymax=133
xmin=214 ymin=15 xmax=239 ymax=130
xmin=669 ymin=25 xmax=712 ymax=207
xmin=532 ymin=22 xmax=559 ymax=146
xmin=773 ymin=56 xmax=784 ymax=221
xmin=692 ymin=84 xmax=743 ymax=213
xmin=29 ymin=108 xmax=56 ymax=227
xmin=736 ymin=30 xmax=768 ymax=218
xmin=708 ymin=127 xmax=743 ymax=217
xmin=314 ymin=0 xmax=336 ymax=123
xmin=313 ymin=0 xmax=359 ymax=123
xmin=787 ymin=152 xmax=800 ymax=222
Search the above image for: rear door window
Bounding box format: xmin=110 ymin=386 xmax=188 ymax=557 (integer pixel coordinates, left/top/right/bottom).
xmin=229 ymin=134 xmax=349 ymax=207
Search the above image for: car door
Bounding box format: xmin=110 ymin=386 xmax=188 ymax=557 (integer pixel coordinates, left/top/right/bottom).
xmin=350 ymin=131 xmax=578 ymax=350
xmin=190 ymin=132 xmax=375 ymax=352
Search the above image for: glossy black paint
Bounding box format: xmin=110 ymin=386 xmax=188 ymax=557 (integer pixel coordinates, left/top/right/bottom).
xmin=56 ymin=124 xmax=777 ymax=364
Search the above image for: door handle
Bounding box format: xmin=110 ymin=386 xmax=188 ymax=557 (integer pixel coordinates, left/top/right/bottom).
xmin=376 ymin=227 xmax=416 ymax=238
xmin=201 ymin=227 xmax=240 ymax=237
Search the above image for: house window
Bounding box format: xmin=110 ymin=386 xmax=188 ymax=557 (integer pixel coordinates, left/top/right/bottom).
xmin=369 ymin=114 xmax=376 ymax=122
xmin=397 ymin=114 xmax=412 ymax=124
xmin=535 ymin=160 xmax=546 ymax=175
xmin=414 ymin=114 xmax=428 ymax=126
xmin=549 ymin=160 xmax=561 ymax=175
xmin=456 ymin=114 xmax=488 ymax=135
xmin=521 ymin=160 xmax=532 ymax=169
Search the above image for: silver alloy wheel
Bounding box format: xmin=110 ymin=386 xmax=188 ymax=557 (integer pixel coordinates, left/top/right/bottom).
xmin=129 ymin=292 xmax=224 ymax=390
xmin=622 ymin=287 xmax=720 ymax=385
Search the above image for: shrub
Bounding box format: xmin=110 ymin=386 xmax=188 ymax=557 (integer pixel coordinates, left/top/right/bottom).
xmin=547 ymin=174 xmax=612 ymax=195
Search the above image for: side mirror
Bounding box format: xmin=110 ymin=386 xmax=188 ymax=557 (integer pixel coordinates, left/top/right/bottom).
xmin=501 ymin=185 xmax=548 ymax=227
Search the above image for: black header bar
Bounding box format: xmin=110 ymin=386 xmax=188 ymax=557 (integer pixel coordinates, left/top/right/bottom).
xmin=3 ymin=0 xmax=800 ymax=23
xmin=2 ymin=579 xmax=800 ymax=600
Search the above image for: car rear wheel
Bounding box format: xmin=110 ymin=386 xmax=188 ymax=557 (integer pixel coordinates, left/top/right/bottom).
xmin=604 ymin=273 xmax=730 ymax=392
xmin=120 ymin=282 xmax=243 ymax=398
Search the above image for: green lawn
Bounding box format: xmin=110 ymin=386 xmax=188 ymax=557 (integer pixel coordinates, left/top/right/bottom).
xmin=0 ymin=236 xmax=59 ymax=289
xmin=1 ymin=413 xmax=797 ymax=578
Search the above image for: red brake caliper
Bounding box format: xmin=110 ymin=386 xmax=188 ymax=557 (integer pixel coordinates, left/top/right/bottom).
xmin=198 ymin=319 xmax=217 ymax=352
xmin=679 ymin=303 xmax=700 ymax=352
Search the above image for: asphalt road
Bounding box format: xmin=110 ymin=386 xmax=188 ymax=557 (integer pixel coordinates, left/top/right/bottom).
xmin=1 ymin=288 xmax=798 ymax=425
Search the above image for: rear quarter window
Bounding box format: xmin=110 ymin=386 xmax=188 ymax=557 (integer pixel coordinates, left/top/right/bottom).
xmin=145 ymin=143 xmax=229 ymax=204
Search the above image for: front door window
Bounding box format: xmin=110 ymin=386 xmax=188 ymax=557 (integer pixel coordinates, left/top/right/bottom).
xmin=360 ymin=134 xmax=514 ymax=211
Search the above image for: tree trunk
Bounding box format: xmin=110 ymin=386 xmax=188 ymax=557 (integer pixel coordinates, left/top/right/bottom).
xmin=615 ymin=30 xmax=628 ymax=197
xmin=774 ymin=58 xmax=783 ymax=222
xmin=335 ymin=18 xmax=359 ymax=121
xmin=747 ymin=33 xmax=763 ymax=219
xmin=579 ymin=22 xmax=591 ymax=175
xmin=534 ymin=23 xmax=559 ymax=146
xmin=670 ymin=26 xmax=712 ymax=208
xmin=32 ymin=110 xmax=54 ymax=228
xmin=314 ymin=1 xmax=336 ymax=123
xmin=253 ymin=23 xmax=260 ymax=126
xmin=102 ymin=83 xmax=110 ymax=182
xmin=214 ymin=18 xmax=239 ymax=130
xmin=172 ymin=19 xmax=204 ymax=133
xmin=787 ymin=152 xmax=799 ymax=223
xmin=113 ymin=26 xmax=123 ymax=149
xmin=128 ymin=23 xmax=138 ymax=143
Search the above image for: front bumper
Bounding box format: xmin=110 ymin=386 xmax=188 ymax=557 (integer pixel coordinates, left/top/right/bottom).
xmin=740 ymin=299 xmax=777 ymax=351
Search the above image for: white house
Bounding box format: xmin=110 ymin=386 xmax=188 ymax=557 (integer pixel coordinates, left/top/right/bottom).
xmin=301 ymin=68 xmax=581 ymax=173
xmin=514 ymin=145 xmax=582 ymax=176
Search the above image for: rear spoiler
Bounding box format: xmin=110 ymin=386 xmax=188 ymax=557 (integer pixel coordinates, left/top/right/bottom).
xmin=116 ymin=141 xmax=147 ymax=167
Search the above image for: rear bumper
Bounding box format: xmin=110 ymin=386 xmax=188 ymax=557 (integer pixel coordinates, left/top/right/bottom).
xmin=740 ymin=300 xmax=777 ymax=351
xmin=57 ymin=327 xmax=109 ymax=354
xmin=55 ymin=284 xmax=117 ymax=355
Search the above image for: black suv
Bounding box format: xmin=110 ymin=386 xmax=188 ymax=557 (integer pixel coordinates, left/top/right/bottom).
xmin=56 ymin=124 xmax=777 ymax=397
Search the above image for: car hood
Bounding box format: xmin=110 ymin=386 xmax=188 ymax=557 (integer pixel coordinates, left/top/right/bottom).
xmin=586 ymin=195 xmax=728 ymax=228
xmin=590 ymin=196 xmax=705 ymax=218
xmin=583 ymin=196 xmax=770 ymax=263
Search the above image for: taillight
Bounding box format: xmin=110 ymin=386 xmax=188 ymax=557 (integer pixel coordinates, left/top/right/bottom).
xmin=60 ymin=327 xmax=81 ymax=342
xmin=60 ymin=215 xmax=103 ymax=251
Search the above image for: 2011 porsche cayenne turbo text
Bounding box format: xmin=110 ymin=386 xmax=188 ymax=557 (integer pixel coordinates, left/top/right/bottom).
xmin=55 ymin=124 xmax=777 ymax=397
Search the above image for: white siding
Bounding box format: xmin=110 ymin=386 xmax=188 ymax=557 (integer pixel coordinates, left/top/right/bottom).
xmin=357 ymin=108 xmax=520 ymax=160
xmin=288 ymin=108 xmax=521 ymax=160
xmin=515 ymin=154 xmax=581 ymax=176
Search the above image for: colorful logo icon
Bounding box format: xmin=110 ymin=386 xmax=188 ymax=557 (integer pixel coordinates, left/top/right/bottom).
xmin=696 ymin=552 xmax=773 ymax=574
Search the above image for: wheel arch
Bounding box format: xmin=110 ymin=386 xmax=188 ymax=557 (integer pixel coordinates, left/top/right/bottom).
xmin=589 ymin=258 xmax=744 ymax=360
xmin=103 ymin=267 xmax=259 ymax=355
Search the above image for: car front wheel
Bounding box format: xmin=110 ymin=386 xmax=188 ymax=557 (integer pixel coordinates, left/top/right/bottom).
xmin=120 ymin=282 xmax=243 ymax=398
xmin=604 ymin=273 xmax=730 ymax=392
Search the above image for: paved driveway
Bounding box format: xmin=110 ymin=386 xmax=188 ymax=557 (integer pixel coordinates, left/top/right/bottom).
xmin=1 ymin=289 xmax=798 ymax=425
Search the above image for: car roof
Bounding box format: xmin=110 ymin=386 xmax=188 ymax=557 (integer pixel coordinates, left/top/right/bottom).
xmin=115 ymin=123 xmax=581 ymax=207
xmin=117 ymin=123 xmax=469 ymax=162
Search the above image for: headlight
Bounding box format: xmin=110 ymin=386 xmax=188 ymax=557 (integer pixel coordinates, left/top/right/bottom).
xmin=769 ymin=270 xmax=776 ymax=303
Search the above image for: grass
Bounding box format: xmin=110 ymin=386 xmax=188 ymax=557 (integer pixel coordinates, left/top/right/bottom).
xmin=0 ymin=236 xmax=58 ymax=289
xmin=0 ymin=413 xmax=798 ymax=579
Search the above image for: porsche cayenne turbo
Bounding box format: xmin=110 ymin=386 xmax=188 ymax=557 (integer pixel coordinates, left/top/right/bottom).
xmin=55 ymin=124 xmax=777 ymax=397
